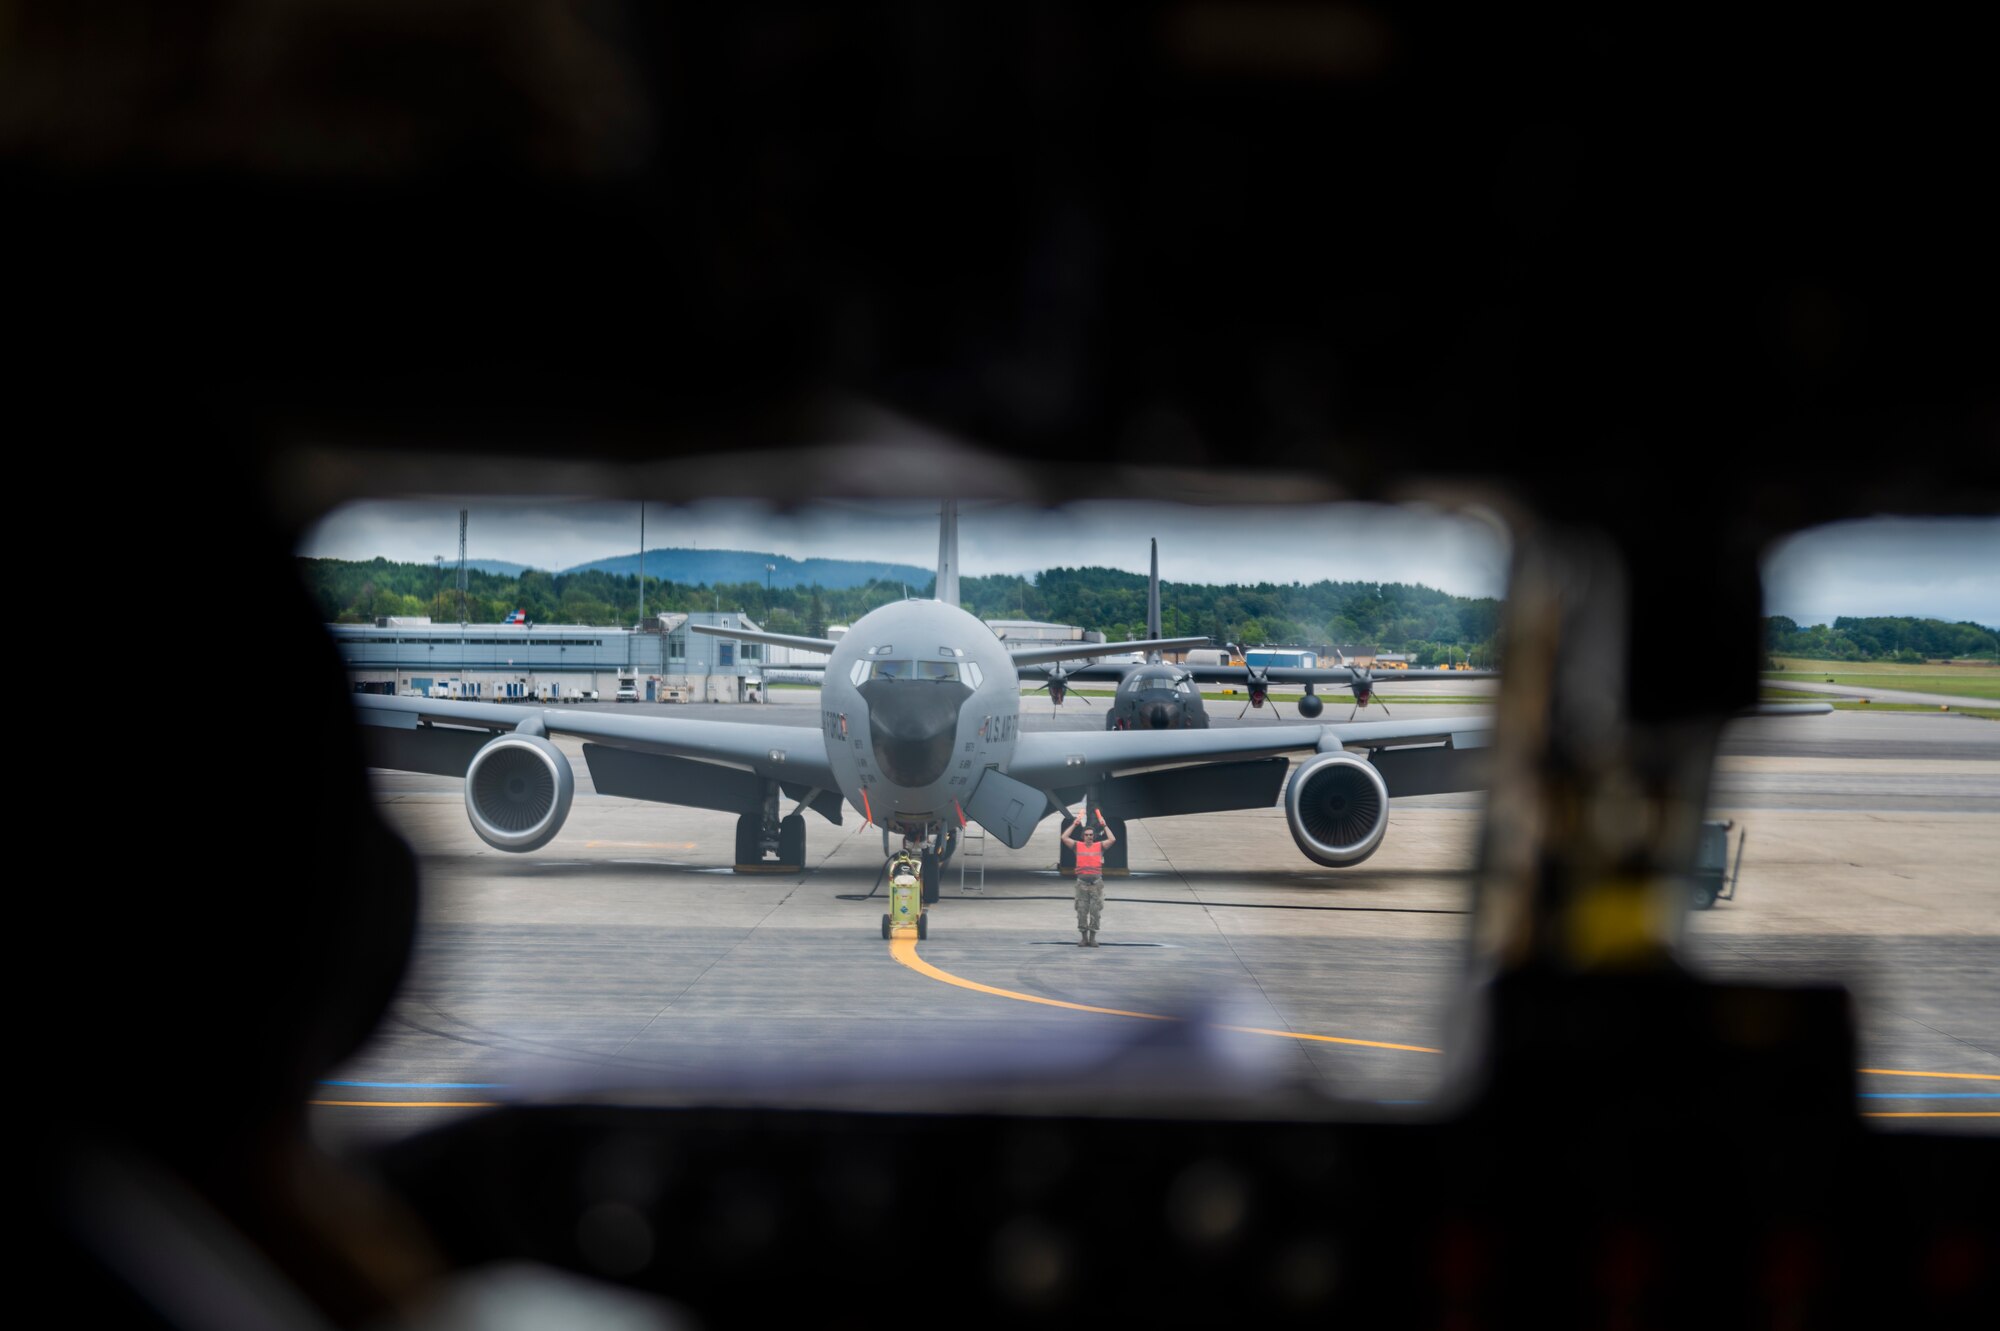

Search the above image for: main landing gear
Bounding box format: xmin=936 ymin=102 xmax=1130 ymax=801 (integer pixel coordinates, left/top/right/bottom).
xmin=735 ymin=783 xmax=806 ymax=873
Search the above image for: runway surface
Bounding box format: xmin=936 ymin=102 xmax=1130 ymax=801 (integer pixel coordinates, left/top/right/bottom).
xmin=315 ymin=695 xmax=1998 ymax=1150
xmin=1757 ymin=678 xmax=1995 ymax=709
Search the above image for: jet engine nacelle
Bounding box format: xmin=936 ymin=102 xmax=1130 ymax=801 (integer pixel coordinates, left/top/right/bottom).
xmin=465 ymin=733 xmax=574 ymax=852
xmin=1284 ymin=750 xmax=1389 ymax=867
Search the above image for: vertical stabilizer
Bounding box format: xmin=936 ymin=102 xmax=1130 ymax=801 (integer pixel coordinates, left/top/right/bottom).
xmin=935 ymin=500 xmax=960 ymax=607
xmin=1147 ymin=538 xmax=1162 ymax=661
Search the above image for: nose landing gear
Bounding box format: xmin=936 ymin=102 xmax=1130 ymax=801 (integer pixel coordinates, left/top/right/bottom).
xmin=883 ymin=823 xmax=955 ymax=903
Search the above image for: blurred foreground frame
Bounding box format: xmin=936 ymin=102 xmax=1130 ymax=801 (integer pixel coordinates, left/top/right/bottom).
xmin=17 ymin=2 xmax=1996 ymax=1327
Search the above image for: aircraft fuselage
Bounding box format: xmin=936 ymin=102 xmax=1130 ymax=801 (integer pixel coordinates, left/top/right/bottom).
xmin=818 ymin=599 xmax=1023 ymax=837
xmin=1105 ymin=664 xmax=1209 ymax=731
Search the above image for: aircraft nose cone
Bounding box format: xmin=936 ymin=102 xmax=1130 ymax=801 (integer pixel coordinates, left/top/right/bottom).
xmin=1141 ymin=700 xmax=1179 ymax=729
xmin=859 ymin=679 xmax=974 ymax=788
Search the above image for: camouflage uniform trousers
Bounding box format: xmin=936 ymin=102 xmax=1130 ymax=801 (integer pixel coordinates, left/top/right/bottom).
xmin=1075 ymin=875 xmax=1104 ymax=932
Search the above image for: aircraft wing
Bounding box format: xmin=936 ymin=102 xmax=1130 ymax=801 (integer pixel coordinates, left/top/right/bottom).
xmin=1008 ymin=715 xmax=1495 ymax=788
xmin=1016 ymin=661 xmax=1135 ymax=683
xmin=1008 ymin=637 xmax=1212 ymax=668
xmin=1181 ymin=665 xmax=1497 ymax=685
xmin=351 ymin=693 xmax=840 ymax=797
xmin=687 ymin=623 xmax=839 ymax=654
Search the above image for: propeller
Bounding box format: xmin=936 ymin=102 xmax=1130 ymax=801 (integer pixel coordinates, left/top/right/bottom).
xmin=1030 ymin=664 xmax=1091 ymax=706
xmin=1345 ymin=666 xmax=1389 ymax=720
xmin=1236 ymin=660 xmax=1283 ymax=720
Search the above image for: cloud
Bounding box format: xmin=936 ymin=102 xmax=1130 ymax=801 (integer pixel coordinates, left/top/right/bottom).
xmin=1762 ymin=516 xmax=2000 ymax=627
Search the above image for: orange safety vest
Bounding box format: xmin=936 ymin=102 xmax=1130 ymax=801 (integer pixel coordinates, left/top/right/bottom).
xmin=1074 ymin=839 xmax=1104 ymax=873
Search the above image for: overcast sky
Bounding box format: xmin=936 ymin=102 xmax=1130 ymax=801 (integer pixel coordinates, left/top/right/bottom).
xmin=1761 ymin=517 xmax=1999 ymax=627
xmin=303 ymin=500 xmax=1997 ymax=625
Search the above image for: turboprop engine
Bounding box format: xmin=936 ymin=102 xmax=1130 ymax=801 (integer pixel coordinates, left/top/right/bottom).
xmin=1284 ymin=750 xmax=1390 ymax=867
xmin=465 ymin=733 xmax=575 ymax=852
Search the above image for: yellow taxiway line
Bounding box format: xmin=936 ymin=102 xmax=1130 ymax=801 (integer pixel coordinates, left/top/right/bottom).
xmin=887 ymin=934 xmax=1441 ymax=1053
xmin=886 ymin=937 xmax=2000 ymax=1072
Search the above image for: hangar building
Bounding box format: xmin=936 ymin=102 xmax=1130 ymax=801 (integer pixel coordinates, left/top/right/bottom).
xmin=333 ymin=612 xmax=774 ymax=703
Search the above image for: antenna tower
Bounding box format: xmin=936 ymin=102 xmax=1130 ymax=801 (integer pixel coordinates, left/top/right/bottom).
xmin=457 ymin=509 xmax=469 ymax=624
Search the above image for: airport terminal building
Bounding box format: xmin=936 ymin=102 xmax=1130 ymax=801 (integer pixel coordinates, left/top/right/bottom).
xmin=335 ymin=611 xmax=1099 ymax=702
xmin=333 ymin=612 xmax=783 ymax=703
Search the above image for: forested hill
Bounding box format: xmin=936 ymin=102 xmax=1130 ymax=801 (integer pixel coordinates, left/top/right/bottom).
xmin=959 ymin=568 xmax=1501 ymax=666
xmin=305 ymin=556 xmax=1506 ymax=662
xmin=1765 ymin=615 xmax=1999 ymax=662
xmin=570 ymin=548 xmax=930 ymax=589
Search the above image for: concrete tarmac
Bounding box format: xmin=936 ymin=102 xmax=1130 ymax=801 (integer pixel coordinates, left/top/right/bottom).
xmin=317 ymin=695 xmax=1997 ymax=1149
xmin=1760 ymin=678 xmax=1995 ymax=709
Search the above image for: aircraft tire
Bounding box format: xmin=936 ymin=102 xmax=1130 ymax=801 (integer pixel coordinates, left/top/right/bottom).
xmin=734 ymin=813 xmax=759 ymax=868
xmin=882 ymin=914 xmax=891 ymax=939
xmin=917 ymin=914 xmax=928 ymax=940
xmin=778 ymin=814 xmax=806 ymax=870
xmin=921 ymin=852 xmax=941 ymax=904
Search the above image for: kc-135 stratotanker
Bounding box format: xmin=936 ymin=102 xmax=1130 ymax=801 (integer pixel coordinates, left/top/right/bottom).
xmin=351 ymin=504 xmax=1821 ymax=901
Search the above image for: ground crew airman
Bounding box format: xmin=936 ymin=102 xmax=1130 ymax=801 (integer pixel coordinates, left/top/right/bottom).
xmin=1061 ymin=811 xmax=1116 ymax=947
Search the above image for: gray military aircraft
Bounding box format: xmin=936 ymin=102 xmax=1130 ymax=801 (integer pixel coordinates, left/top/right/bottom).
xmin=1042 ymin=538 xmax=1218 ymax=731
xmin=350 ymin=504 xmax=1502 ymax=898
xmin=1024 ymin=537 xmax=1498 ymax=731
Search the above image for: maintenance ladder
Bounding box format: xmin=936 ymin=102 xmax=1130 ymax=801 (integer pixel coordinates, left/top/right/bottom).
xmin=958 ymin=824 xmax=987 ymax=893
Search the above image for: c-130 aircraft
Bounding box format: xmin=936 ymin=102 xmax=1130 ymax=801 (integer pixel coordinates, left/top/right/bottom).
xmin=1021 ymin=537 xmax=1498 ymax=732
xmin=352 ymin=503 xmax=1500 ymax=898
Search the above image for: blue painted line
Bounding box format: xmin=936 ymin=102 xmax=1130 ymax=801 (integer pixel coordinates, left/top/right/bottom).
xmin=319 ymin=1080 xmax=507 ymax=1089
xmin=1856 ymin=1092 xmax=2000 ymax=1100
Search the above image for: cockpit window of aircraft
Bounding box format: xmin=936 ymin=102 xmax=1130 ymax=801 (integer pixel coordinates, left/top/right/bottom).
xmin=294 ymin=494 xmax=2000 ymax=1148
xmin=298 ymin=493 xmax=1538 ymax=1142
xmin=1677 ymin=515 xmax=2000 ymax=1130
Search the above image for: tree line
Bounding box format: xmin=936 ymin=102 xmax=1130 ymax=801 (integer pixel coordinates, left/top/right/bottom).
xmin=305 ymin=556 xmax=1507 ymax=664
xmin=305 ymin=559 xmax=1995 ymax=667
xmin=1765 ymin=616 xmax=1999 ymax=663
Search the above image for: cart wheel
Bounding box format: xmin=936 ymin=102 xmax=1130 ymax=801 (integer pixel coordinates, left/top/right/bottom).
xmin=881 ymin=914 xmax=891 ymax=939
xmin=1691 ymin=882 xmax=1718 ymax=910
xmin=917 ymin=914 xmax=928 ymax=940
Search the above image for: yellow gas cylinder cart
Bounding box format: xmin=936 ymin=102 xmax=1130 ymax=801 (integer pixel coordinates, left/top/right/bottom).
xmin=882 ymin=853 xmax=929 ymax=939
